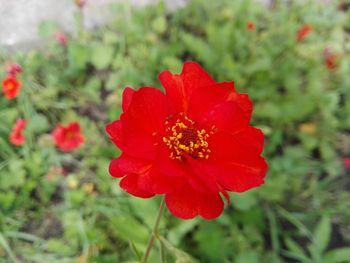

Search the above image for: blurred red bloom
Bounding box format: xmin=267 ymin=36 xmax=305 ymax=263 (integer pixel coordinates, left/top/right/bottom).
xmin=2 ymin=76 xmax=21 ymax=100
xmin=324 ymin=48 xmax=337 ymax=70
xmin=6 ymin=63 xmax=22 ymax=76
xmin=106 ymin=62 xmax=268 ymax=220
xmin=9 ymin=119 xmax=26 ymax=146
xmin=296 ymin=24 xmax=312 ymax=41
xmin=75 ymin=0 xmax=86 ymax=8
xmin=54 ymin=32 xmax=68 ymax=45
xmin=247 ymin=21 xmax=256 ymax=31
xmin=342 ymin=157 xmax=350 ymax=169
xmin=52 ymin=122 xmax=84 ymax=152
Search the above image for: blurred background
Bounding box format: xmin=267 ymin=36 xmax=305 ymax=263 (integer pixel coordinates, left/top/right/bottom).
xmin=1 ymin=0 xmax=350 ymax=262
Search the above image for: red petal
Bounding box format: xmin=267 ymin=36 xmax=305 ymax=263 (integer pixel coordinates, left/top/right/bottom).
xmin=234 ymin=126 xmax=265 ymax=154
xmin=137 ymin=168 xmax=186 ymax=194
xmin=159 ymin=61 xmax=215 ymax=112
xmin=120 ymin=174 xmax=154 ymax=198
xmin=106 ymin=120 xmax=123 ymax=147
xmin=117 ymin=87 xmax=170 ymax=159
xmin=125 ymin=87 xmax=170 ymax=133
xmin=187 ymin=158 xmax=220 ymax=193
xmin=109 ymin=158 xmax=124 ymax=178
xmin=209 ymin=130 xmax=265 ymax=160
xmin=221 ymin=190 xmax=231 ymax=205
xmin=121 ymin=114 xmax=159 ymax=160
xmin=204 ymin=131 xmax=268 ymax=192
xmin=188 ymin=82 xmax=235 ymax=120
xmin=227 ymin=92 xmax=253 ymax=119
xmin=203 ymin=101 xmax=250 ymax=133
xmin=109 ymin=154 xmax=152 ymax=178
xmin=214 ymin=157 xmax=267 ymax=192
xmin=122 ymin=87 xmax=135 ymax=112
xmin=165 ymin=184 xmax=224 ymax=220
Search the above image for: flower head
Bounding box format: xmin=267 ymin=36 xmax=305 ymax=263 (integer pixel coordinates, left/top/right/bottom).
xmin=296 ymin=24 xmax=312 ymax=41
xmin=52 ymin=122 xmax=84 ymax=152
xmin=54 ymin=32 xmax=68 ymax=45
xmin=6 ymin=63 xmax=22 ymax=77
xmin=247 ymin=21 xmax=256 ymax=31
xmin=324 ymin=48 xmax=337 ymax=70
xmin=2 ymin=76 xmax=21 ymax=100
xmin=9 ymin=119 xmax=26 ymax=146
xmin=75 ymin=0 xmax=86 ymax=8
xmin=342 ymin=157 xmax=350 ymax=169
xmin=106 ymin=62 xmax=268 ymax=220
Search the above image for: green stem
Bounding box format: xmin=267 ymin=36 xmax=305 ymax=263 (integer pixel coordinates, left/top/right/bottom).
xmin=141 ymin=197 xmax=166 ymax=263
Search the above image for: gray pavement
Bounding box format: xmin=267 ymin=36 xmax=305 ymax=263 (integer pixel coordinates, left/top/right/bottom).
xmin=0 ymin=0 xmax=186 ymax=49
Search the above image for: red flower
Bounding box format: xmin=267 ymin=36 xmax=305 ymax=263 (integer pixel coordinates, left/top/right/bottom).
xmin=324 ymin=48 xmax=337 ymax=70
xmin=296 ymin=24 xmax=312 ymax=41
xmin=247 ymin=21 xmax=256 ymax=31
xmin=2 ymin=76 xmax=21 ymax=100
xmin=75 ymin=0 xmax=86 ymax=8
xmin=52 ymin=122 xmax=85 ymax=152
xmin=54 ymin=32 xmax=68 ymax=45
xmin=6 ymin=63 xmax=22 ymax=77
xmin=9 ymin=119 xmax=26 ymax=146
xmin=106 ymin=62 xmax=268 ymax=220
xmin=342 ymin=157 xmax=350 ymax=169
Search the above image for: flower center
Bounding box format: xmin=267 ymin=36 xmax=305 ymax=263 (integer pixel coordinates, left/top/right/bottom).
xmin=65 ymin=131 xmax=74 ymax=140
xmin=6 ymin=83 xmax=14 ymax=91
xmin=162 ymin=114 xmax=211 ymax=160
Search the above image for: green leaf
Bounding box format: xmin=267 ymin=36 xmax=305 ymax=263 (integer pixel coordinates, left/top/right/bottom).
xmin=38 ymin=21 xmax=58 ymax=37
xmin=232 ymin=191 xmax=257 ymax=211
xmin=313 ymin=216 xmax=331 ymax=254
xmin=151 ymin=16 xmax=167 ymax=34
xmin=325 ymin=247 xmax=350 ymax=263
xmin=27 ymin=114 xmax=49 ymax=134
xmin=235 ymin=251 xmax=258 ymax=263
xmin=0 ymin=233 xmax=20 ymax=263
xmin=90 ymin=44 xmax=115 ymax=70
xmin=110 ymin=216 xmax=149 ymax=248
xmin=284 ymin=237 xmax=309 ymax=261
xmin=0 ymin=160 xmax=26 ymax=189
xmin=194 ymin=222 xmax=228 ymax=262
xmin=68 ymin=42 xmax=90 ymax=70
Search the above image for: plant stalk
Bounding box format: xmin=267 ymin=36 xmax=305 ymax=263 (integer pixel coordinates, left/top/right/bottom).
xmin=141 ymin=197 xmax=166 ymax=263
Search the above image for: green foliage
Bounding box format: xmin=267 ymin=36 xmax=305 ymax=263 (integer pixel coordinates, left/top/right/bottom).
xmin=1 ymin=0 xmax=350 ymax=262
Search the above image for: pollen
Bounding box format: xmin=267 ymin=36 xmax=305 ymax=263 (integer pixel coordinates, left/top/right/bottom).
xmin=163 ymin=114 xmax=211 ymax=160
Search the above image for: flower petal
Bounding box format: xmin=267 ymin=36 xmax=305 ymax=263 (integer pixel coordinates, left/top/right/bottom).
xmin=120 ymin=174 xmax=154 ymax=198
xmin=165 ymin=184 xmax=224 ymax=220
xmin=122 ymin=87 xmax=135 ymax=112
xmin=106 ymin=120 xmax=123 ymax=148
xmin=202 ymin=131 xmax=268 ymax=192
xmin=137 ymin=167 xmax=186 ymax=194
xmin=159 ymin=61 xmax=215 ymax=112
xmin=188 ymin=81 xmax=235 ymax=119
xmin=125 ymin=87 xmax=170 ymax=133
xmin=114 ymin=87 xmax=170 ymax=159
xmin=109 ymin=154 xmax=152 ymax=178
xmin=203 ymin=101 xmax=250 ymax=133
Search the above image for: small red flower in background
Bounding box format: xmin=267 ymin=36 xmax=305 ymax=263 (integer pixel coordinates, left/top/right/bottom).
xmin=54 ymin=32 xmax=68 ymax=45
xmin=52 ymin=122 xmax=85 ymax=152
xmin=247 ymin=21 xmax=256 ymax=31
xmin=2 ymin=76 xmax=21 ymax=100
xmin=324 ymin=48 xmax=337 ymax=70
xmin=296 ymin=24 xmax=312 ymax=41
xmin=9 ymin=119 xmax=26 ymax=146
xmin=106 ymin=62 xmax=268 ymax=220
xmin=75 ymin=0 xmax=86 ymax=8
xmin=342 ymin=157 xmax=350 ymax=169
xmin=6 ymin=63 xmax=22 ymax=77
